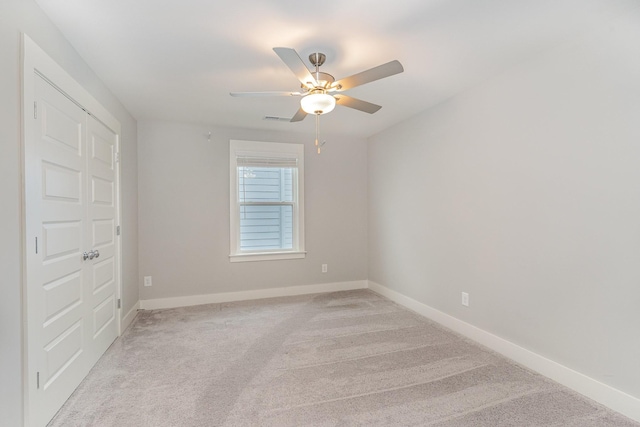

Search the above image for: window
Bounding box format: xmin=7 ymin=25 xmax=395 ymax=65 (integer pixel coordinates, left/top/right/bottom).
xmin=229 ymin=140 xmax=305 ymax=262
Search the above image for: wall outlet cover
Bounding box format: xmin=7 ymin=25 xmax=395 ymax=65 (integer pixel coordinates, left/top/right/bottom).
xmin=462 ymin=292 xmax=469 ymax=307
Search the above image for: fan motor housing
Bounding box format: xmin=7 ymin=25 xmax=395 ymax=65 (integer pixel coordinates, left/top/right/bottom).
xmin=316 ymin=72 xmax=335 ymax=87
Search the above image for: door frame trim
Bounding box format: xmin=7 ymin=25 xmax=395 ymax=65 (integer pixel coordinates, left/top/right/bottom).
xmin=21 ymin=34 xmax=123 ymax=426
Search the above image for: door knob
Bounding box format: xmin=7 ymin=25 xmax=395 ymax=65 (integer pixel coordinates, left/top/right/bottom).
xmin=83 ymin=250 xmax=100 ymax=261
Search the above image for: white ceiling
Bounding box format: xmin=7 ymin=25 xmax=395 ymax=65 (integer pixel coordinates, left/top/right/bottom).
xmin=36 ymin=0 xmax=637 ymax=138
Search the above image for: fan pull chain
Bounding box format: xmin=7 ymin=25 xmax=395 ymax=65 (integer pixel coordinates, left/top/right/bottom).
xmin=315 ymin=113 xmax=321 ymax=154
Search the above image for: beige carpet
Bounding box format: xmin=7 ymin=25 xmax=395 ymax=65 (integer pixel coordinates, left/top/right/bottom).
xmin=49 ymin=290 xmax=639 ymax=426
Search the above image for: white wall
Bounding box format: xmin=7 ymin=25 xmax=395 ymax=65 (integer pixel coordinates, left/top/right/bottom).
xmin=137 ymin=121 xmax=368 ymax=301
xmin=368 ymin=9 xmax=640 ymax=400
xmin=0 ymin=1 xmax=138 ymax=424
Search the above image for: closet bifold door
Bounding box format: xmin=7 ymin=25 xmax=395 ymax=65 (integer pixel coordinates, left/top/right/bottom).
xmin=26 ymin=74 xmax=119 ymax=427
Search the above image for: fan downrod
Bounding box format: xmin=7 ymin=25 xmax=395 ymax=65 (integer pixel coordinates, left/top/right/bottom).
xmin=306 ymin=52 xmax=335 ymax=89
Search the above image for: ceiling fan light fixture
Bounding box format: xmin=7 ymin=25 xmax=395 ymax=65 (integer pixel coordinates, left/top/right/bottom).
xmin=301 ymin=92 xmax=336 ymax=115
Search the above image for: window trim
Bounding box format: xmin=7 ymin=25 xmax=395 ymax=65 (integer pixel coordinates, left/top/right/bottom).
xmin=229 ymin=140 xmax=305 ymax=262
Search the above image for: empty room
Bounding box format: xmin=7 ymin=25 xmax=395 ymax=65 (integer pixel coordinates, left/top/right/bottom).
xmin=2 ymin=0 xmax=640 ymax=425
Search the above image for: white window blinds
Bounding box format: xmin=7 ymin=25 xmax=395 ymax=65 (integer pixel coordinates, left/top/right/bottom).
xmin=236 ymin=156 xmax=298 ymax=168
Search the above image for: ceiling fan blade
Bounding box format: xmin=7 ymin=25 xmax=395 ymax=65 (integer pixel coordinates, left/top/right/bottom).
xmin=334 ymin=95 xmax=382 ymax=114
xmin=230 ymin=91 xmax=302 ymax=97
xmin=290 ymin=108 xmax=307 ymax=122
xmin=273 ymin=47 xmax=318 ymax=88
xmin=333 ymin=60 xmax=404 ymax=91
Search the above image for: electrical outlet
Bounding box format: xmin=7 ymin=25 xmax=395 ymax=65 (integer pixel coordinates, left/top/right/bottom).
xmin=461 ymin=292 xmax=469 ymax=307
xmin=144 ymin=276 xmax=153 ymax=287
xmin=321 ymin=264 xmax=328 ymax=273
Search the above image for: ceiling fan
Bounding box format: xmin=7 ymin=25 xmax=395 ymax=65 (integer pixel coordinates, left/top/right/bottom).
xmin=230 ymin=47 xmax=404 ymax=122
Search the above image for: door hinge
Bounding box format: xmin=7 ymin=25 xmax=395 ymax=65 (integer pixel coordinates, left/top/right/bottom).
xmin=35 ymin=237 xmax=38 ymax=254
xmin=36 ymin=372 xmax=40 ymax=389
xmin=115 ymin=152 xmax=120 ymax=163
xmin=117 ymin=299 xmax=121 ymax=309
xmin=116 ymin=225 xmax=121 ymax=236
xmin=34 ymin=101 xmax=37 ymax=119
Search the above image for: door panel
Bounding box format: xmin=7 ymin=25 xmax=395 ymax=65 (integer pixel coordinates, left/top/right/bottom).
xmin=92 ymin=219 xmax=114 ymax=248
xmin=41 ymin=221 xmax=82 ymax=261
xmin=90 ymin=133 xmax=114 ymax=168
xmin=42 ymin=321 xmax=84 ymax=389
xmin=43 ymin=272 xmax=83 ymax=324
xmin=40 ymin=101 xmax=83 ymax=154
xmin=42 ymin=162 xmax=82 ymax=201
xmin=93 ymin=257 xmax=115 ymax=293
xmin=91 ymin=176 xmax=114 ymax=205
xmin=93 ymin=296 xmax=116 ymax=337
xmin=86 ymin=115 xmax=118 ymax=362
xmin=29 ymin=75 xmax=90 ymax=427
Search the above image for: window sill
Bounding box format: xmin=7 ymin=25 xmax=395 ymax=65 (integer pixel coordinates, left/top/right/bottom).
xmin=229 ymin=251 xmax=306 ymax=263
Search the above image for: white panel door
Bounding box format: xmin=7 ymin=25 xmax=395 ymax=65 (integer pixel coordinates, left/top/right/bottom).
xmin=85 ymin=115 xmax=119 ymax=362
xmin=26 ymin=74 xmax=119 ymax=427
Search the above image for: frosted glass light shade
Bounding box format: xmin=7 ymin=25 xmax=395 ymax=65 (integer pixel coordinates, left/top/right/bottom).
xmin=301 ymin=93 xmax=336 ymax=115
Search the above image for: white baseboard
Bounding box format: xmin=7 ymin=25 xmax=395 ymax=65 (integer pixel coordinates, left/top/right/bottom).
xmin=121 ymin=301 xmax=140 ymax=333
xmin=368 ymin=280 xmax=640 ymax=423
xmin=139 ymin=280 xmax=368 ymax=310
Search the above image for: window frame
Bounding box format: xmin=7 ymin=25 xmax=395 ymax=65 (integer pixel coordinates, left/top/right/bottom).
xmin=229 ymin=140 xmax=305 ymax=262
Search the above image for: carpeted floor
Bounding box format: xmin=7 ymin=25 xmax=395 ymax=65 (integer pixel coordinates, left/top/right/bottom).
xmin=49 ymin=289 xmax=639 ymax=426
